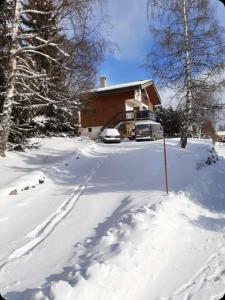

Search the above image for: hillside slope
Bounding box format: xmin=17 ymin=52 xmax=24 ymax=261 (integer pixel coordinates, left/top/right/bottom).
xmin=0 ymin=138 xmax=225 ymax=300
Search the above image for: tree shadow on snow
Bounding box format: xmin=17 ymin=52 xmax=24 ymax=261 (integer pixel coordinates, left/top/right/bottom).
xmin=5 ymin=196 xmax=132 ymax=300
xmin=191 ymin=215 xmax=225 ymax=232
xmin=46 ymin=196 xmax=132 ymax=283
xmin=82 ymin=141 xmax=225 ymax=214
xmin=5 ymin=288 xmax=45 ymax=300
xmin=4 ymin=140 xmax=225 ymax=299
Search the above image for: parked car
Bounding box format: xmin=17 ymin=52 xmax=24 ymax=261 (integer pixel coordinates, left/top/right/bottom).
xmin=135 ymin=120 xmax=163 ymax=141
xmin=100 ymin=128 xmax=121 ymax=143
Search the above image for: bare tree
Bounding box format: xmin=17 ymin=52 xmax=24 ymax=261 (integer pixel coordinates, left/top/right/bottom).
xmin=146 ymin=0 xmax=225 ymax=148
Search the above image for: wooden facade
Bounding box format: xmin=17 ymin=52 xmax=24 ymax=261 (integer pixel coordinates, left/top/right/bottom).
xmin=81 ymin=90 xmax=134 ymax=128
xmin=80 ymin=79 xmax=161 ymax=138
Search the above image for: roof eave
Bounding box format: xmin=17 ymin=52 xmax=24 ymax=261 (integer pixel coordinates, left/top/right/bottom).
xmin=152 ymin=82 xmax=162 ymax=104
xmin=145 ymin=81 xmax=162 ymax=104
xmin=91 ymin=85 xmax=141 ymax=96
xmin=85 ymin=80 xmax=162 ymax=104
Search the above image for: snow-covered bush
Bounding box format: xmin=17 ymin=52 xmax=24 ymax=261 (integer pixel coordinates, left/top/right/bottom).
xmin=196 ymin=146 xmax=219 ymax=170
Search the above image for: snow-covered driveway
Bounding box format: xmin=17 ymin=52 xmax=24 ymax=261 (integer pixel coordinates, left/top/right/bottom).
xmin=0 ymin=138 xmax=225 ymax=300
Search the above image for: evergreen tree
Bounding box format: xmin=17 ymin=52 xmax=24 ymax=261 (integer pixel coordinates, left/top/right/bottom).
xmin=0 ymin=0 xmax=69 ymax=156
xmin=156 ymin=106 xmax=182 ymax=137
xmin=0 ymin=0 xmax=109 ymax=155
xmin=11 ymin=0 xmax=107 ymax=141
xmin=15 ymin=0 xmax=72 ymax=139
xmin=20 ymin=0 xmax=68 ymax=102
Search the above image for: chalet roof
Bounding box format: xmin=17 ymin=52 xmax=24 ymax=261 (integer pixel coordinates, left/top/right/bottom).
xmin=88 ymin=79 xmax=161 ymax=104
xmin=91 ymin=79 xmax=152 ymax=93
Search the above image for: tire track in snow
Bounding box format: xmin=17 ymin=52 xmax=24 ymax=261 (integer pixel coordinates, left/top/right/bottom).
xmin=0 ymin=155 xmax=107 ymax=270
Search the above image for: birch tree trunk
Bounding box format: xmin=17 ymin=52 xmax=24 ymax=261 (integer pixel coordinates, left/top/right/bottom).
xmin=180 ymin=0 xmax=192 ymax=149
xmin=0 ymin=0 xmax=19 ymax=157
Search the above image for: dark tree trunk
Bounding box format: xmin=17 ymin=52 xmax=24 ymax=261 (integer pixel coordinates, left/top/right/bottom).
xmin=180 ymin=126 xmax=188 ymax=149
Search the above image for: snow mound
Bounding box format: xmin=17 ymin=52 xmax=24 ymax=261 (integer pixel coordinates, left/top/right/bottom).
xmin=30 ymin=200 xmax=159 ymax=299
xmin=31 ymin=192 xmax=217 ymax=300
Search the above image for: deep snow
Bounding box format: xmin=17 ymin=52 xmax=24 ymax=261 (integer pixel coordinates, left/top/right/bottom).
xmin=0 ymin=137 xmax=225 ymax=300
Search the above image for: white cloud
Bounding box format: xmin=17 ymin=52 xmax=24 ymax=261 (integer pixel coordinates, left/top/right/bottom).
xmin=100 ymin=0 xmax=152 ymax=61
xmin=98 ymin=0 xmax=225 ymax=62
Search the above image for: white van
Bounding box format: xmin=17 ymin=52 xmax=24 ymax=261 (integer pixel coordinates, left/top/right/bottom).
xmin=135 ymin=120 xmax=163 ymax=141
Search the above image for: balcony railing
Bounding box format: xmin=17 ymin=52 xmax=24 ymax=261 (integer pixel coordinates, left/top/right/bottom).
xmin=135 ymin=110 xmax=156 ymax=121
xmin=100 ymin=110 xmax=157 ymax=132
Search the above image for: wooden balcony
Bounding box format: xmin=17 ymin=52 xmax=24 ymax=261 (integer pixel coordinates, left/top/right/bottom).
xmin=101 ymin=110 xmax=157 ymax=132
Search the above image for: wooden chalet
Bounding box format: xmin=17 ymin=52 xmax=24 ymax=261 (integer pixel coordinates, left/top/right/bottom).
xmin=80 ymin=77 xmax=161 ymax=138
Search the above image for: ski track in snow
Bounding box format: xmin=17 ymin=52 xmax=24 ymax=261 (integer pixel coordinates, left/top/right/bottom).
xmin=2 ymin=140 xmax=225 ymax=300
xmin=161 ymin=239 xmax=225 ymax=300
xmin=0 ymin=154 xmax=107 ymax=271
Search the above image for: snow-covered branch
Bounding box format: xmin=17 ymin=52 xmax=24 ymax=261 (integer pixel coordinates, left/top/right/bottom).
xmin=34 ymin=36 xmax=70 ymax=57
xmin=13 ymin=73 xmax=47 ymax=79
xmin=0 ymin=0 xmax=108 ymax=155
xmin=19 ymin=49 xmax=70 ymax=69
xmin=17 ymin=38 xmax=56 ymax=53
xmin=15 ymin=82 xmax=54 ymax=103
xmin=20 ymin=9 xmax=51 ymax=15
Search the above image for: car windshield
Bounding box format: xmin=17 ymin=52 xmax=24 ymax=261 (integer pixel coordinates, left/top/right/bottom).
xmin=136 ymin=125 xmax=150 ymax=131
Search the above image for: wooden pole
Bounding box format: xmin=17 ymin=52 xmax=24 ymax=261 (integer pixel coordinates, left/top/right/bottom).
xmin=163 ymin=138 xmax=169 ymax=194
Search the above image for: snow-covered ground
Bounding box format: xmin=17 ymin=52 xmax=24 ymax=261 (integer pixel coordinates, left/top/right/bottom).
xmin=0 ymin=137 xmax=225 ymax=300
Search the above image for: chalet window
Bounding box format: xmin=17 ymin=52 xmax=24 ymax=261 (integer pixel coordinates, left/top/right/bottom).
xmin=88 ymin=128 xmax=92 ymax=133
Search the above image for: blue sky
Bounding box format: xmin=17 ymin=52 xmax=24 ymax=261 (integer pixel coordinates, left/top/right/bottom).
xmin=97 ymin=0 xmax=151 ymax=86
xmin=97 ymin=0 xmax=225 ymax=94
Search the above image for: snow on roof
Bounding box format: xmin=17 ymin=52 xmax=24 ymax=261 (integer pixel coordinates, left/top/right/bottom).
xmin=91 ymin=79 xmax=152 ymax=93
xmin=101 ymin=128 xmax=120 ymax=135
xmin=135 ymin=120 xmax=160 ymax=125
xmin=216 ymin=131 xmax=225 ymax=136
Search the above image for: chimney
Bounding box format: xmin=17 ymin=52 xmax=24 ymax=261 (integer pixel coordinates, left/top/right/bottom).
xmin=100 ymin=76 xmax=107 ymax=88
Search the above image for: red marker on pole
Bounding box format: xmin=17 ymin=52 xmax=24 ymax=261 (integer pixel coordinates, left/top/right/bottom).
xmin=163 ymin=137 xmax=169 ymax=194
